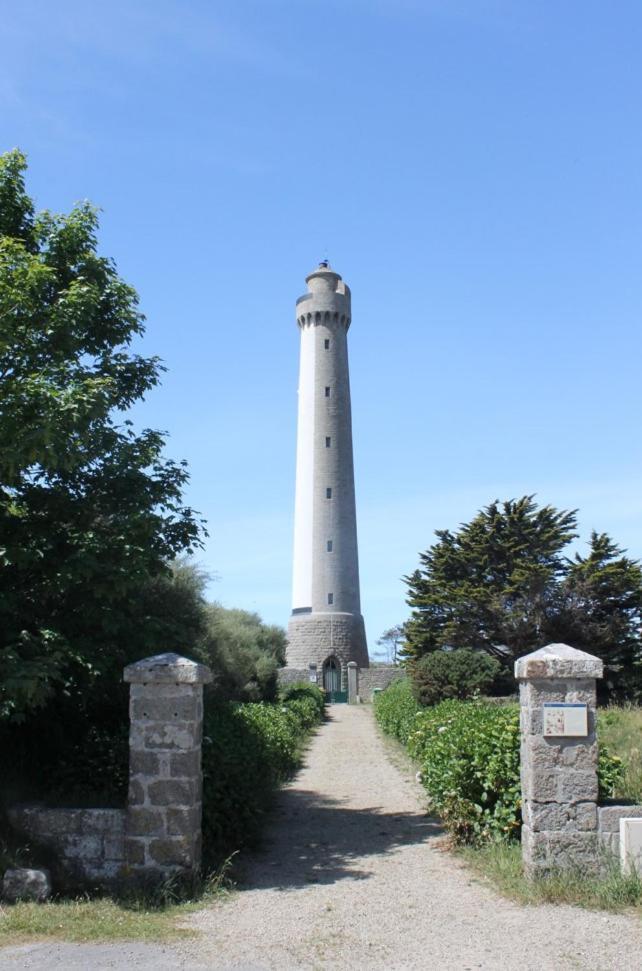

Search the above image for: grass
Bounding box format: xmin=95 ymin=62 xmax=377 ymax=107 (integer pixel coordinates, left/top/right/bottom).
xmin=598 ymin=706 xmax=642 ymax=803
xmin=460 ymin=841 xmax=642 ymax=914
xmin=0 ymin=860 xmax=235 ymax=948
xmin=0 ymin=897 xmax=192 ymax=946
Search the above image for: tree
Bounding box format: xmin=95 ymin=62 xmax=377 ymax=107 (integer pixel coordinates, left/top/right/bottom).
xmin=557 ymin=532 xmax=642 ymax=697
xmin=1 ymin=555 xmax=288 ymax=806
xmin=199 ymin=604 xmax=287 ymax=702
xmin=0 ymin=149 xmax=205 ymax=723
xmin=374 ymin=625 xmax=404 ymax=664
xmin=403 ymin=497 xmax=642 ymax=697
xmin=412 ymin=649 xmax=501 ymax=706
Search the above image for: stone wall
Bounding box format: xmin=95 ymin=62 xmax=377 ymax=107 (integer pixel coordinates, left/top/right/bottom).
xmin=599 ymin=804 xmax=642 ymax=859
xmin=359 ymin=665 xmax=405 ymax=701
xmin=8 ymin=652 xmax=212 ymax=892
xmin=8 ymin=807 xmax=125 ymax=889
xmin=277 ymin=667 xmax=311 ymax=687
xmin=279 ymin=662 xmax=404 ymax=700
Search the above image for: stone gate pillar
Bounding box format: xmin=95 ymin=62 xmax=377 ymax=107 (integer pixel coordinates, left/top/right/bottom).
xmin=123 ymin=653 xmax=212 ymax=881
xmin=347 ymin=661 xmax=359 ymax=703
xmin=516 ymin=643 xmax=603 ymax=876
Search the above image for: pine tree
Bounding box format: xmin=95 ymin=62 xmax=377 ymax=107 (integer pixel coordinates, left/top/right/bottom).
xmin=403 ymin=497 xmax=642 ymax=698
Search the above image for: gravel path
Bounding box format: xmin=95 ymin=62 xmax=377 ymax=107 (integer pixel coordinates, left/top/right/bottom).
xmin=2 ymin=705 xmax=641 ymax=970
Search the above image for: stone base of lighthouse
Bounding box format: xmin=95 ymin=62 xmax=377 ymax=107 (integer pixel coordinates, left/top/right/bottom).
xmin=285 ymin=611 xmax=369 ymax=674
xmin=281 ymin=613 xmax=406 ymax=702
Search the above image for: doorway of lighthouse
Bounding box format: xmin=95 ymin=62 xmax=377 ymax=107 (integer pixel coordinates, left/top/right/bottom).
xmin=322 ymin=657 xmax=347 ymax=704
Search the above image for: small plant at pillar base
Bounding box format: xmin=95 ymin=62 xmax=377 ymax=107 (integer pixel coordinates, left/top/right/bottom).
xmin=596 ymin=746 xmax=625 ymax=799
xmin=460 ymin=841 xmax=642 ymax=913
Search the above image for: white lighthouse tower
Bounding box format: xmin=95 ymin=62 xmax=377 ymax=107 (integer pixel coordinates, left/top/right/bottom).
xmin=286 ymin=263 xmax=368 ymax=694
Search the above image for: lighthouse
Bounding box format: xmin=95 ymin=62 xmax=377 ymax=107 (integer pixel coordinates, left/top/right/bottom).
xmin=286 ymin=263 xmax=368 ymax=695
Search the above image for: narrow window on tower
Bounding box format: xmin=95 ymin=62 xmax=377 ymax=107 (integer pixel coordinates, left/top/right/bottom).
xmin=327 ymin=593 xmax=334 ymax=605
xmin=325 ymin=386 xmax=330 ymax=397
xmin=324 ymin=339 xmax=330 ymax=349
xmin=326 ymin=487 xmax=332 ymax=498
xmin=327 ymin=540 xmax=333 ymax=552
xmin=325 ymin=437 xmax=331 ymax=448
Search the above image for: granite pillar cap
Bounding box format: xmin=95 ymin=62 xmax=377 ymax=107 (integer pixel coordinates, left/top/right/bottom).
xmin=347 ymin=661 xmax=358 ymax=668
xmin=515 ymin=643 xmax=603 ymax=681
xmin=124 ymin=652 xmax=213 ymax=684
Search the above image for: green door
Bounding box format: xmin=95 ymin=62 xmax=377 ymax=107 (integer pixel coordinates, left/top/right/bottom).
xmin=323 ymin=658 xmax=347 ymax=703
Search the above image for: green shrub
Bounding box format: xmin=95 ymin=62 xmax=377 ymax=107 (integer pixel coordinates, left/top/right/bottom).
xmin=375 ymin=681 xmax=624 ymax=846
xmin=0 ymin=563 xmax=289 ymax=810
xmin=412 ymin=649 xmax=501 ymax=706
xmin=371 ymin=677 xmax=416 ymax=744
xmin=279 ymin=697 xmax=319 ymax=731
xmin=279 ymin=683 xmax=325 ymax=727
xmin=239 ymin=703 xmax=301 ymax=782
xmin=201 ymin=686 xmax=324 ymax=866
xmin=405 ymin=698 xmax=521 ymax=843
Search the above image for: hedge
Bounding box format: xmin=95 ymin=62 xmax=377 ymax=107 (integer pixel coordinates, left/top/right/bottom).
xmin=201 ymin=683 xmax=324 ymax=866
xmin=374 ymin=678 xmax=623 ymax=845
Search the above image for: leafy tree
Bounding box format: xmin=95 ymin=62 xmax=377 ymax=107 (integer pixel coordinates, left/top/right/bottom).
xmin=404 ymin=497 xmax=642 ymax=697
xmin=199 ymin=604 xmax=286 ymax=702
xmin=1 ymin=559 xmax=288 ymax=807
xmin=0 ymin=149 xmax=205 ymax=723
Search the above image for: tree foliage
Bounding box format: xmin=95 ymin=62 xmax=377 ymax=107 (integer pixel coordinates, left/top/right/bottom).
xmin=404 ymin=497 xmax=642 ymax=698
xmin=1 ymin=559 xmax=289 ymax=807
xmin=199 ymin=602 xmax=286 ymax=702
xmin=412 ymin=649 xmax=501 ymax=707
xmin=0 ymin=149 xmax=205 ymax=722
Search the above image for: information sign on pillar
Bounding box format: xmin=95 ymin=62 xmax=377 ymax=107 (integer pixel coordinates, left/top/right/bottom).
xmin=542 ymin=703 xmax=588 ymax=737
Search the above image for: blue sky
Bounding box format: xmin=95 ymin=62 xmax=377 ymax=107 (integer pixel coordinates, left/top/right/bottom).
xmin=3 ymin=0 xmax=642 ymax=651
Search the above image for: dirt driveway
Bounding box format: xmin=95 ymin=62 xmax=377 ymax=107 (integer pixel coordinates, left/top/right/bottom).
xmin=3 ymin=705 xmax=641 ymax=970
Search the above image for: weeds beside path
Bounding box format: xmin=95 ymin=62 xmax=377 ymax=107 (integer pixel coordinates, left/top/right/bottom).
xmin=461 ymin=841 xmax=642 ymax=914
xmin=2 ymin=706 xmax=642 ymax=970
